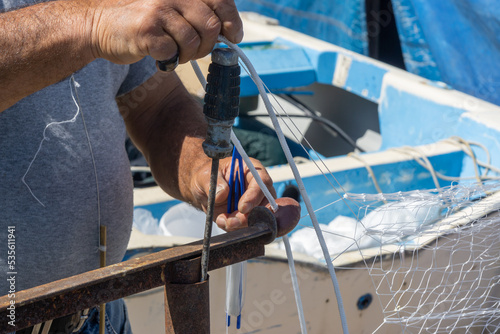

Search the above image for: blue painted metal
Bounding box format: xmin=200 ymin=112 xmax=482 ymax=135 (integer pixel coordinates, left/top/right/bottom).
xmin=235 ymin=38 xmax=388 ymax=101
xmin=271 ymin=150 xmax=465 ymax=230
xmin=378 ymin=86 xmax=465 ymax=150
xmin=378 ymin=76 xmax=500 ymax=179
xmin=343 ymin=60 xmax=386 ymax=103
xmin=235 ymin=40 xmax=317 ymax=97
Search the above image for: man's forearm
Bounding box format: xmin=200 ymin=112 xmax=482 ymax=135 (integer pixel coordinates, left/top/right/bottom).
xmin=0 ymin=1 xmax=95 ymax=111
xmin=0 ymin=0 xmax=243 ymax=113
xmin=145 ymin=92 xmax=210 ymax=206
xmin=118 ymin=71 xmax=211 ymax=205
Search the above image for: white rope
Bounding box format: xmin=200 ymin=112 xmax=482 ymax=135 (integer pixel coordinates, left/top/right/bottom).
xmin=348 ymin=152 xmax=384 ymax=195
xmin=389 ymin=141 xmax=500 ymax=184
xmin=283 ymin=235 xmax=308 ymax=333
xmin=217 ymin=35 xmax=349 ymax=334
xmin=389 ymin=147 xmax=441 ymax=189
xmin=189 ymin=60 xmax=207 ymax=90
xmin=445 ymin=136 xmax=500 ymax=175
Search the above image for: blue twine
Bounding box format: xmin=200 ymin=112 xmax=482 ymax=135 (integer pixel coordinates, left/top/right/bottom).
xmin=227 ymin=147 xmax=245 ymax=214
xmin=227 ymin=146 xmax=245 ymax=329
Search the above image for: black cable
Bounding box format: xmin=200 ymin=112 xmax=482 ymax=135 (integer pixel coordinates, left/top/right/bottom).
xmin=280 ymin=94 xmax=320 ymax=117
xmin=279 ymin=94 xmax=365 ymax=152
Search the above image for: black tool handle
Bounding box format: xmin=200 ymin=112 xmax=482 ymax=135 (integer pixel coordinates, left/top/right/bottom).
xmin=203 ymin=49 xmax=240 ymax=121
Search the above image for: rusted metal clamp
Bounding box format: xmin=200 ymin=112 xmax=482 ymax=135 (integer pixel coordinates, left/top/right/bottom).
xmin=0 ymin=206 xmax=277 ymax=334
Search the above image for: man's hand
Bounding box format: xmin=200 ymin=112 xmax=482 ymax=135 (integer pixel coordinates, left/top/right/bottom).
xmin=0 ymin=0 xmax=242 ymax=111
xmin=191 ymin=157 xmax=301 ymax=237
xmin=121 ymin=72 xmax=300 ymax=238
xmin=88 ymin=0 xmax=243 ymax=64
xmin=190 ymin=156 xmax=276 ymax=231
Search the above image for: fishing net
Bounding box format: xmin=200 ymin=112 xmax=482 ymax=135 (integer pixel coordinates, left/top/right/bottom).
xmin=287 ymin=182 xmax=500 ymax=333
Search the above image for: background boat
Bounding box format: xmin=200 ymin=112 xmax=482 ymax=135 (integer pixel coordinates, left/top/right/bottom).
xmin=126 ymin=13 xmax=500 ymax=333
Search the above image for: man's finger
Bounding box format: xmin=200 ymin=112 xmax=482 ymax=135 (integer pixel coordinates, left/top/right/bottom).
xmin=176 ymin=1 xmax=221 ymax=59
xmin=215 ymin=211 xmax=247 ymax=231
xmin=237 ymin=162 xmax=276 ymax=214
xmin=160 ymin=9 xmax=201 ymax=63
xmin=203 ymin=0 xmax=243 ymax=43
xmin=216 ymin=197 xmax=301 ymax=236
xmin=237 ymin=183 xmax=265 ymax=214
xmin=147 ymin=33 xmax=179 ymax=64
xmin=214 ymin=170 xmax=230 ymax=204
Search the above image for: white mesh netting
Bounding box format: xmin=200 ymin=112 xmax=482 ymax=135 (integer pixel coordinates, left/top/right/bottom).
xmin=289 ymin=182 xmax=500 ymax=333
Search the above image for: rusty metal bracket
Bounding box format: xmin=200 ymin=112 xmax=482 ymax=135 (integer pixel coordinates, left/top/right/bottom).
xmin=164 ymin=272 xmax=210 ymax=333
xmin=0 ymin=207 xmax=277 ymax=333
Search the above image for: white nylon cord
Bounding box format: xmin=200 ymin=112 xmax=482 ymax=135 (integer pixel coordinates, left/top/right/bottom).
xmin=233 ymin=126 xmax=309 ymax=331
xmin=283 ymin=235 xmax=308 ymax=333
xmin=22 ymin=77 xmax=82 ymax=207
xmin=190 ymin=60 xmax=207 ymax=90
xmin=23 ymin=76 xmax=102 ymax=250
xmin=217 ymin=35 xmax=349 ymax=334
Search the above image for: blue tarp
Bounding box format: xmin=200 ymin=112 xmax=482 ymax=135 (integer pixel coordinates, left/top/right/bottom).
xmin=393 ymin=0 xmax=500 ymax=106
xmin=235 ymin=0 xmax=500 ymax=106
xmin=235 ymin=0 xmax=368 ymax=55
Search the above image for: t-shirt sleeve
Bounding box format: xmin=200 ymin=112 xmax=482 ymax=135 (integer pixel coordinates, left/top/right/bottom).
xmin=116 ymin=56 xmax=157 ymax=97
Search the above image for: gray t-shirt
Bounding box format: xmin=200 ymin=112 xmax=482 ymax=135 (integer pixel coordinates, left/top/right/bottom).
xmin=0 ymin=41 xmax=157 ymax=291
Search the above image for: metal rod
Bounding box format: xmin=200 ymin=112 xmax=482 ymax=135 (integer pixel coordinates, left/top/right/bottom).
xmin=201 ymin=158 xmax=219 ymax=282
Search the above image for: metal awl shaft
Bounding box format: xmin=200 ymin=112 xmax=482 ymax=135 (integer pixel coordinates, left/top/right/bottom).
xmin=200 ymin=47 xmax=241 ymax=282
xmin=200 ymin=159 xmax=219 ymax=281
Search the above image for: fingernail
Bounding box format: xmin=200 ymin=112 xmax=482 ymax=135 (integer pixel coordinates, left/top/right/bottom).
xmin=227 ymin=217 xmax=242 ymax=229
xmin=216 ymin=216 xmax=226 ymax=229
